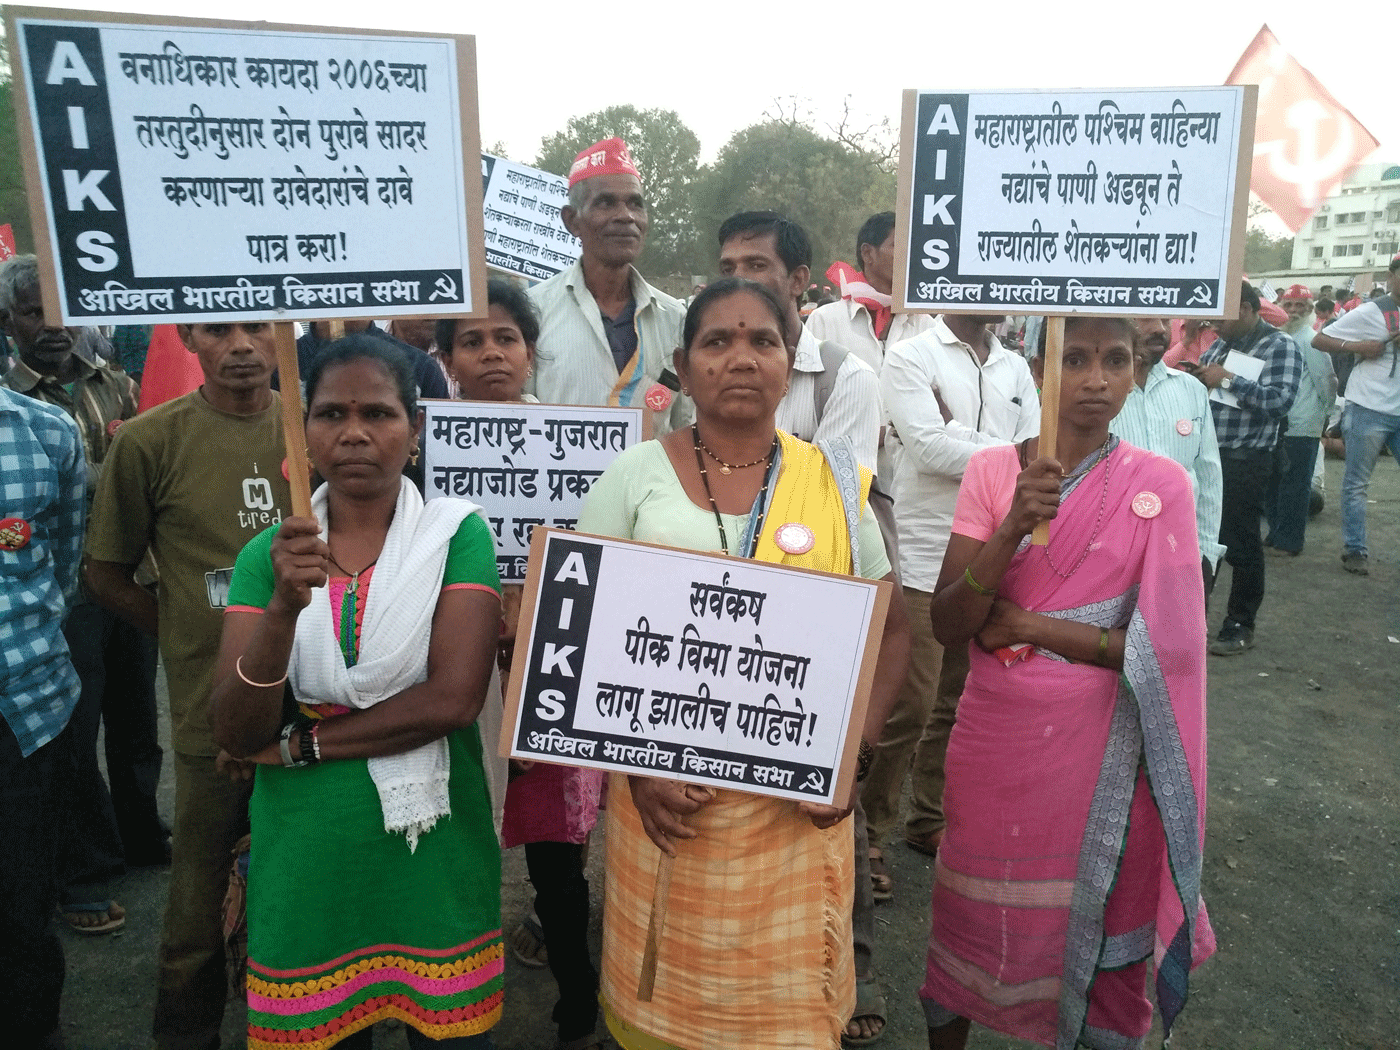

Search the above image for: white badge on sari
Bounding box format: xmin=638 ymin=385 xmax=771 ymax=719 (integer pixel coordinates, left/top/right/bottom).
xmin=1132 ymin=491 xmax=1163 ymax=519
xmin=774 ymin=522 xmax=815 ymax=554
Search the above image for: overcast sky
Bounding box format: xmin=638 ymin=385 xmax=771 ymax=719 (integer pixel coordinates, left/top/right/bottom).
xmin=19 ymin=1 xmax=1394 ymax=178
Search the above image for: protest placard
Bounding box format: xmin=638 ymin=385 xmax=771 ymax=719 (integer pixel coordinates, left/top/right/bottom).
xmin=0 ymin=224 xmax=16 ymax=260
xmin=895 ymin=87 xmax=1256 ymax=318
xmin=502 ymin=529 xmax=891 ymax=809
xmin=422 ymin=400 xmax=643 ymax=582
xmin=5 ymin=8 xmax=486 ymax=325
xmin=480 ymin=153 xmax=580 ymax=281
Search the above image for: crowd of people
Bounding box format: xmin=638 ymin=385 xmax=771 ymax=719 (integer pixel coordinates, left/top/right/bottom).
xmin=1 ymin=132 xmax=1395 ymax=1050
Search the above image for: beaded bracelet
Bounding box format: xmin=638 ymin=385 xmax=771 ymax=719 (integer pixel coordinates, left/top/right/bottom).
xmin=964 ymin=565 xmax=996 ymax=597
xmin=856 ymin=739 xmax=875 ymax=782
xmin=309 ymin=722 xmax=322 ymax=763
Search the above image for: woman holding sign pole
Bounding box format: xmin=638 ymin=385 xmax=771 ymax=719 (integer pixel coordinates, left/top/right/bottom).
xmin=210 ymin=337 xmax=504 ymax=1049
xmin=922 ymin=317 xmax=1214 ymax=1050
xmin=577 ymin=277 xmax=910 ymax=1050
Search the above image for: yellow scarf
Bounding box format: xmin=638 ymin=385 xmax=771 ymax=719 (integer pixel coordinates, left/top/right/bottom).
xmin=752 ymin=431 xmax=872 ymax=576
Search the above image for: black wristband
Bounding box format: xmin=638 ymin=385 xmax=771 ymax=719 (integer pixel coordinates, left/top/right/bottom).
xmin=855 ymin=739 xmax=875 ymax=782
xmin=297 ymin=723 xmax=318 ymax=765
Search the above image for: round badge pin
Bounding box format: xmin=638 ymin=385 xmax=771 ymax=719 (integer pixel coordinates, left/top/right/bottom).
xmin=644 ymin=383 xmax=674 ymax=412
xmin=106 ymin=418 xmax=124 ymax=438
xmin=1176 ymin=418 xmax=1193 ymax=437
xmin=774 ymin=522 xmax=815 ymax=555
xmin=0 ymin=517 xmax=33 ymax=550
xmin=1131 ymin=491 xmax=1163 ymax=519
xmin=281 ymin=458 xmax=290 ymax=481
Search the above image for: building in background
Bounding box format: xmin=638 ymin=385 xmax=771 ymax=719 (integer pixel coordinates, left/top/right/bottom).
xmin=1290 ymin=163 xmax=1400 ymax=279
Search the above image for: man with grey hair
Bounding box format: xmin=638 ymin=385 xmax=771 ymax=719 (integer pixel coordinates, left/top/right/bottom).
xmin=527 ymin=136 xmax=690 ymax=434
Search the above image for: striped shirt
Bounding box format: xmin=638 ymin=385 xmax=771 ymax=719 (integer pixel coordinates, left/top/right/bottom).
xmin=1111 ymin=361 xmax=1225 ymax=566
xmin=1199 ymin=322 xmax=1301 ymax=450
xmin=0 ymin=386 xmax=86 ymax=755
xmin=1 ymin=352 xmax=139 ymax=499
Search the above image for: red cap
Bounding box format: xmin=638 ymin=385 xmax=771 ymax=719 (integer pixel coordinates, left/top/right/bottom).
xmin=1280 ymin=283 xmax=1313 ymax=302
xmin=567 ymin=137 xmax=640 ymax=187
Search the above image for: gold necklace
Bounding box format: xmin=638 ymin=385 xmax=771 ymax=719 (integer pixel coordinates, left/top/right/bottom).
xmin=692 ymin=424 xmax=771 ymax=475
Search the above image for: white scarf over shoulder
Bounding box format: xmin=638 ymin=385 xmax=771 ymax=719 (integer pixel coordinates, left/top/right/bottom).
xmin=290 ymin=477 xmax=480 ymax=852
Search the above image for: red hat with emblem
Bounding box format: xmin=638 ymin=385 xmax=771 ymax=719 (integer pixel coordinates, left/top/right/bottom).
xmin=567 ymin=137 xmax=641 ymax=188
xmin=1280 ymin=283 xmax=1313 ymax=301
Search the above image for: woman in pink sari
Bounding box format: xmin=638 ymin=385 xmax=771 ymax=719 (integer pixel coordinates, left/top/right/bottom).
xmin=923 ymin=317 xmax=1214 ymax=1050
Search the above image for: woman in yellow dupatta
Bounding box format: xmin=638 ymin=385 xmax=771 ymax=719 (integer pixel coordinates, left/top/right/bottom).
xmin=577 ymin=278 xmax=910 ymax=1050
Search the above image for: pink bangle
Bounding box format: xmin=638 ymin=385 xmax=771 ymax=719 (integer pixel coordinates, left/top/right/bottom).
xmin=235 ymin=655 xmax=287 ymax=689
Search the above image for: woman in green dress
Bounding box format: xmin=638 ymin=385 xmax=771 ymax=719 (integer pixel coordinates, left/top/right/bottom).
xmin=211 ymin=336 xmax=504 ymax=1049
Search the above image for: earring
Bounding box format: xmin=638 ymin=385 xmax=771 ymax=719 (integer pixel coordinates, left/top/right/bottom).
xmin=527 ymin=367 xmax=534 ymax=377
xmin=681 ymin=387 xmax=690 ymax=396
xmin=410 ymin=447 xmax=420 ymax=466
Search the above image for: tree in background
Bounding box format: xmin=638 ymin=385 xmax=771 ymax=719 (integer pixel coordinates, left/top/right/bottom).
xmin=0 ymin=35 xmax=34 ymax=253
xmin=690 ymin=113 xmax=897 ymax=290
xmin=535 ymin=105 xmax=701 ymax=280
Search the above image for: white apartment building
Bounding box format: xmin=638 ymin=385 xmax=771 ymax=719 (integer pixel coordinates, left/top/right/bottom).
xmin=1290 ymin=162 xmax=1400 ymax=278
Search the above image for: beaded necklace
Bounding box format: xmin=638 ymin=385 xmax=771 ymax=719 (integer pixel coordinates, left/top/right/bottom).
xmin=690 ymin=425 xmax=778 ymax=554
xmin=1043 ymin=438 xmax=1113 ymax=580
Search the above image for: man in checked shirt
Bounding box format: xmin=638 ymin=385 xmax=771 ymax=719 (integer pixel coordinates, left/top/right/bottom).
xmin=0 ymin=383 xmax=87 ymax=1048
xmin=1181 ymin=281 xmax=1301 ymax=655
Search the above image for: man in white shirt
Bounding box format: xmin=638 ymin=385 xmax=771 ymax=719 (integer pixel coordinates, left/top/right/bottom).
xmin=527 ymin=137 xmax=691 ymax=435
xmin=805 ymin=212 xmax=937 ymax=375
xmin=1112 ymin=317 xmax=1225 ymax=594
xmin=715 ymin=211 xmax=881 ymax=472
xmin=867 ymin=314 xmax=1039 ymax=863
xmin=1311 ymin=254 xmax=1400 ymax=575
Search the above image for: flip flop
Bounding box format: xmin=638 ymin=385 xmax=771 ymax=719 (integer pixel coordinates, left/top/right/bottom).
xmin=60 ymin=900 xmax=126 ymax=935
xmin=842 ymin=977 xmax=888 ymax=1047
xmin=507 ymin=914 xmax=548 ymax=969
xmin=868 ymin=846 xmax=893 ymax=903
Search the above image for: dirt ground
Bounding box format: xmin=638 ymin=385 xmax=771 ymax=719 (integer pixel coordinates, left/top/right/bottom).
xmin=58 ymin=455 xmax=1397 ymax=1050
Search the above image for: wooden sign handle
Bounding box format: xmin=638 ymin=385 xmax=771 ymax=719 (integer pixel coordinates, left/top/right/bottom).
xmin=1031 ymin=316 xmax=1065 ymax=547
xmin=636 ymin=850 xmax=676 ymax=1001
xmin=274 ymin=321 xmax=313 ymax=518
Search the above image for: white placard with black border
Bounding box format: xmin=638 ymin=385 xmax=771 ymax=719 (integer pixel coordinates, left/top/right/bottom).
xmin=422 ymin=400 xmax=643 ymax=583
xmin=6 ymin=8 xmax=487 ymax=324
xmin=501 ymin=529 xmax=891 ymax=809
xmin=480 ymin=153 xmax=580 ymax=282
xmin=895 ymin=86 xmax=1255 ymax=318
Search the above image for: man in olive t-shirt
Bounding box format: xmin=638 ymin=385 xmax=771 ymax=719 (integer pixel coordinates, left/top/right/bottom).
xmin=86 ymin=321 xmax=291 ymax=1050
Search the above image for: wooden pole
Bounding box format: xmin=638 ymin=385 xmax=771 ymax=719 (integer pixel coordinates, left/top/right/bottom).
xmin=636 ymin=851 xmax=676 ymax=1002
xmin=1031 ymin=316 xmax=1065 ymax=547
xmin=274 ymin=321 xmax=313 ymax=518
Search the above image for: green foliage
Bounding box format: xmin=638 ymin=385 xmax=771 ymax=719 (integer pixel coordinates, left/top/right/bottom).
xmin=535 ymin=105 xmax=702 ymax=279
xmin=1244 ymin=225 xmax=1294 ymax=274
xmin=0 ymin=75 xmax=32 ymax=254
xmin=690 ymin=119 xmax=897 ymax=286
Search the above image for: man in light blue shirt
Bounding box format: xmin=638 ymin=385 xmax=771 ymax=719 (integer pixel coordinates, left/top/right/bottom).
xmin=1112 ymin=317 xmax=1224 ymax=598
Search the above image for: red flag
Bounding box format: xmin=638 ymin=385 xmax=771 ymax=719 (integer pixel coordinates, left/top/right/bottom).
xmin=0 ymin=224 xmax=15 ymax=260
xmin=137 ymin=324 xmax=204 ymax=412
xmin=1227 ymin=25 xmax=1379 ymax=233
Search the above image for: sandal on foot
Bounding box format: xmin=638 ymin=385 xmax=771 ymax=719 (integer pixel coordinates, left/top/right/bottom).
xmin=904 ymin=829 xmax=944 ymax=858
xmin=60 ymin=900 xmax=125 ymax=935
xmin=868 ymin=846 xmax=893 ymax=903
xmin=507 ymin=914 xmax=548 ymax=968
xmin=842 ymin=977 xmax=888 ymax=1047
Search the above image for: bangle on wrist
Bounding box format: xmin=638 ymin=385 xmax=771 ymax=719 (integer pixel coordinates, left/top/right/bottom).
xmin=298 ymin=722 xmax=319 ymax=765
xmin=236 ymin=655 xmax=287 ymax=689
xmin=1096 ymin=628 xmax=1109 ymax=666
xmin=309 ymin=722 xmax=322 ymax=762
xmin=964 ymin=565 xmax=996 ymax=597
